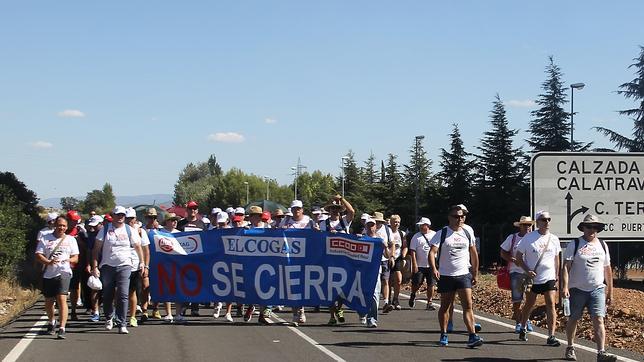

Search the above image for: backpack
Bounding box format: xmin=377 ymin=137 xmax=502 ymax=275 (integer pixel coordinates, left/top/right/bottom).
xmin=571 ymin=237 xmax=607 ymax=267
xmin=324 ymin=217 xmax=348 ymax=233
xmin=436 ymin=226 xmax=473 ymax=268
xmin=102 ymin=223 xmax=134 ymax=248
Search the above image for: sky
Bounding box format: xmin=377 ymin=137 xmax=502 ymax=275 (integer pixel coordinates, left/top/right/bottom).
xmin=1 ymin=1 xmax=643 ymax=201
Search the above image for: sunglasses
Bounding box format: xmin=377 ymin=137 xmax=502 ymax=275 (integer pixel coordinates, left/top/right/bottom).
xmin=538 ymin=218 xmax=551 ymax=222
xmin=449 ymin=214 xmax=465 ymax=219
xmin=583 ymin=225 xmax=603 ymax=231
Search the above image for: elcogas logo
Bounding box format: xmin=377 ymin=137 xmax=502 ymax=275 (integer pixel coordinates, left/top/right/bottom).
xmin=222 ymin=236 xmax=306 ymax=258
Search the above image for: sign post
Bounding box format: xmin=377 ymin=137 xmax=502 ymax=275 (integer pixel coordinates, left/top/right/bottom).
xmin=531 ymin=152 xmax=644 ymax=241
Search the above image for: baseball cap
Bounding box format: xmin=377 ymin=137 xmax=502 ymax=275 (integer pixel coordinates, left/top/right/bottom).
xmin=290 ymin=200 xmax=303 ymax=209
xmin=261 ymin=211 xmax=271 ymax=222
xmin=211 ymin=207 xmax=222 ymax=215
xmin=104 ymin=213 xmax=113 ymax=222
xmin=225 ymin=207 xmax=235 ymax=214
xmin=360 ymin=213 xmax=371 ymax=220
xmin=311 ymin=206 xmax=322 ymax=215
xmin=232 ymin=215 xmax=243 ymax=223
xmin=66 ymin=210 xmax=81 ymax=221
xmin=535 ymin=210 xmax=551 ymax=220
xmin=46 ymin=212 xmax=59 ymax=222
xmin=456 ymin=204 xmax=469 ymax=214
xmin=365 ymin=218 xmax=376 ymax=225
xmin=186 ymin=201 xmax=199 ymax=209
xmin=416 ymin=217 xmax=432 ymax=226
xmin=234 ymin=207 xmax=246 ymax=215
xmin=88 ymin=215 xmax=104 ymax=226
xmin=216 ymin=213 xmax=229 ymax=223
xmin=112 ymin=206 xmax=126 ymax=215
xmin=125 ymin=207 xmax=136 ymax=218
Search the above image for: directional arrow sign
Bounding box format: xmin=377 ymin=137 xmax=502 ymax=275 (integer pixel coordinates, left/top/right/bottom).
xmin=531 ymin=152 xmax=644 ymax=241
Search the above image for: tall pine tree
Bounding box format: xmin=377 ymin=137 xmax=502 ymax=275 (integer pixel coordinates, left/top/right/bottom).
xmin=595 ymin=46 xmax=644 ymax=151
xmin=439 ymin=124 xmax=475 ymax=207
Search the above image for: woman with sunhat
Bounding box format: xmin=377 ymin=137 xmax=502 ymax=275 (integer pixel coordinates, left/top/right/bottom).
xmin=500 ymin=216 xmax=535 ymax=333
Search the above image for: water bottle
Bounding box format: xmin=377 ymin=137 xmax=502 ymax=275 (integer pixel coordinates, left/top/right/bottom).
xmin=563 ymin=297 xmax=571 ymax=317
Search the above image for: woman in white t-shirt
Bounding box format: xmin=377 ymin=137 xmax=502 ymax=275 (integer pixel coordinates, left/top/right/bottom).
xmin=125 ymin=208 xmax=150 ymax=328
xmin=408 ymin=217 xmax=436 ymax=310
xmin=35 ymin=216 xmax=79 ymax=339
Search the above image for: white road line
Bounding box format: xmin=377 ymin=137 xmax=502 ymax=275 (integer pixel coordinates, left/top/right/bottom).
xmin=2 ymin=314 xmax=48 ymax=362
xmin=399 ymin=293 xmax=639 ymax=362
xmin=270 ymin=315 xmax=346 ymax=362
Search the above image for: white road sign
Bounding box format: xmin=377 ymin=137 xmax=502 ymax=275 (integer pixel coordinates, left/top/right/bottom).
xmin=531 ymin=152 xmax=644 ymax=241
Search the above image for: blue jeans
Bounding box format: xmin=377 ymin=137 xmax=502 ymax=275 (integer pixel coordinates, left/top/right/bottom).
xmin=101 ymin=265 xmax=131 ymax=327
xmin=569 ymin=286 xmax=606 ymax=320
xmin=510 ymin=272 xmax=527 ymax=303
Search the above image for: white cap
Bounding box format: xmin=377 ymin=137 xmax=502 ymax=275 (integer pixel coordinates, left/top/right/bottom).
xmin=46 ymin=212 xmax=59 ymax=222
xmin=360 ymin=213 xmax=371 ymax=220
xmin=211 ymin=207 xmax=222 ymax=214
xmin=290 ymin=200 xmax=303 ymax=209
xmin=112 ymin=205 xmax=126 ymax=215
xmin=365 ymin=218 xmax=376 ymax=225
xmin=416 ymin=217 xmax=432 ymax=226
xmin=225 ymin=207 xmax=235 ymax=214
xmin=88 ymin=215 xmax=104 ymax=226
xmin=285 ymin=210 xmax=293 ymax=216
xmin=234 ymin=207 xmax=246 ymax=215
xmin=216 ymin=213 xmax=229 ymax=223
xmin=457 ymin=204 xmax=469 ymax=213
xmin=318 ymin=214 xmax=329 ymax=221
xmin=202 ymin=216 xmax=211 ymax=224
xmin=125 ymin=207 xmax=136 ymax=218
xmin=312 ymin=209 xmax=322 ymax=215
xmin=535 ymin=210 xmax=551 ymax=220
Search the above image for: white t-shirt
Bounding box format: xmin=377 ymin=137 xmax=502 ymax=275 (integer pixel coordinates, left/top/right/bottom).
xmin=500 ymin=232 xmax=528 ymax=274
xmin=280 ymin=215 xmax=314 ymax=229
xmin=515 ymin=230 xmax=561 ymax=285
xmin=35 ymin=234 xmax=79 ymax=279
xmin=37 ymin=226 xmax=54 ymax=243
xmin=319 ymin=215 xmax=352 ymax=233
xmin=564 ymin=237 xmax=611 ymax=292
xmin=389 ymin=229 xmax=405 ymax=258
xmin=96 ymin=223 xmax=142 ymax=268
xmin=130 ymin=225 xmax=151 ymax=271
xmin=429 ymin=227 xmax=474 ymax=276
xmin=409 ymin=230 xmax=436 ymax=268
xmin=377 ymin=225 xmax=391 ymax=261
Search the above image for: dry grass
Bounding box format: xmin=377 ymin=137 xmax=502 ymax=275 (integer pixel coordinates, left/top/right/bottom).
xmin=0 ymin=278 xmax=40 ymax=327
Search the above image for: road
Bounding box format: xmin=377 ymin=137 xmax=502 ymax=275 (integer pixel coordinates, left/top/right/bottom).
xmin=1 ymin=294 xmax=642 ymax=362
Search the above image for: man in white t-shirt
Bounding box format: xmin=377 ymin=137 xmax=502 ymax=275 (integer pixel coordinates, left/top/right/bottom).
xmin=374 ymin=212 xmax=396 ymax=313
xmin=125 ymin=207 xmax=150 ymax=327
xmin=562 ymin=215 xmax=616 ymax=362
xmin=408 ymin=217 xmax=436 ymax=310
xmin=91 ymin=206 xmax=144 ymax=334
xmin=499 ymin=215 xmax=534 ymax=333
xmin=515 ymin=210 xmax=561 ymax=346
xmin=429 ymin=205 xmax=483 ymax=348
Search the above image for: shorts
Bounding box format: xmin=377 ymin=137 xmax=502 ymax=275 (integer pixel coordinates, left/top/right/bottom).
xmin=510 ymin=272 xmax=527 ymax=303
xmin=43 ymin=274 xmax=71 ymax=298
xmin=530 ymin=280 xmax=557 ymax=295
xmin=437 ymin=274 xmax=472 ymax=293
xmin=69 ymin=268 xmax=82 ymax=288
xmin=569 ymin=287 xmax=606 ymax=320
xmin=380 ymin=260 xmax=391 ymax=280
xmin=390 ymin=258 xmax=405 ymax=272
xmin=129 ymin=271 xmax=142 ymax=295
xmin=412 ymin=267 xmax=435 ymax=287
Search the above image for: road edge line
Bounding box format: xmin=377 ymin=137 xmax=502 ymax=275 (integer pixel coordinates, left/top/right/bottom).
xmin=2 ymin=314 xmax=48 ymax=362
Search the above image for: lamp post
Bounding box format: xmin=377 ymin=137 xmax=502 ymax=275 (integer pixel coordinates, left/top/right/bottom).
xmin=570 ymin=82 xmax=585 ymax=151
xmin=414 ymin=135 xmax=425 ymax=223
xmin=341 ymin=156 xmax=349 ymax=198
xmin=243 ymin=181 xmax=249 ymax=204
xmin=263 ymin=176 xmax=270 ymax=200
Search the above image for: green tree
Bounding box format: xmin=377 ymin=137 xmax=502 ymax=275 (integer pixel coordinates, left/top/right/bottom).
xmin=595 ymin=46 xmax=644 ymax=151
xmin=81 ymin=183 xmax=116 ymax=214
xmin=439 ymin=124 xmax=475 ymax=207
xmin=402 ymin=136 xmax=435 ymax=226
xmin=0 ymin=185 xmax=30 ymax=277
xmin=60 ymin=196 xmax=81 ymax=211
xmin=362 ymin=151 xmax=378 ymax=185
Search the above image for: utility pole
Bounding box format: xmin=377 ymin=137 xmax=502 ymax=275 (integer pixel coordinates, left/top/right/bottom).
xmin=292 ymin=157 xmax=307 ymax=200
xmin=414 ymin=135 xmax=425 ymax=223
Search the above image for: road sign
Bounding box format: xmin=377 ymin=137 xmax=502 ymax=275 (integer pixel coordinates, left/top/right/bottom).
xmin=531 ymin=152 xmax=644 ymax=241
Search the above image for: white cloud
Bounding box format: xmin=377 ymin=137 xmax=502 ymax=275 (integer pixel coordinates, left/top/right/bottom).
xmin=29 ymin=141 xmax=53 ymax=149
xmin=57 ymin=109 xmax=86 ymax=118
xmin=264 ymin=117 xmax=278 ymax=124
xmin=207 ymin=132 xmax=245 ymax=143
xmin=504 ymin=100 xmax=536 ymax=108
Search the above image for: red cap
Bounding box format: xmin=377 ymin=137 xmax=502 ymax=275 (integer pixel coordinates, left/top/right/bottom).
xmin=232 ymin=215 xmax=243 ymax=222
xmin=66 ymin=210 xmax=81 ymax=221
xmin=186 ymin=201 xmax=199 ymax=209
xmin=261 ymin=211 xmax=271 ymax=222
xmin=104 ymin=213 xmax=113 ymax=222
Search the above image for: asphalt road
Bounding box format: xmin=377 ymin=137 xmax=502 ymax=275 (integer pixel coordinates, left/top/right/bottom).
xmin=1 ymin=295 xmax=642 ymax=362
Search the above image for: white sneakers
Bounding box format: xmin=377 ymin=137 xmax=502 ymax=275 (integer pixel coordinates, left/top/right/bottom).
xmin=213 ymin=302 xmax=223 ymax=319
xmin=105 ymin=319 xmax=113 ymax=330
xmin=118 ymin=326 xmax=129 ymax=334
xmin=225 ymin=313 xmax=234 ymax=322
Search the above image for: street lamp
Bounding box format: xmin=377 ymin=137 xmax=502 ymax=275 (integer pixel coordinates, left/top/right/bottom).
xmin=263 ymin=176 xmax=270 ymax=200
xmin=570 ymin=82 xmax=585 ymax=151
xmin=414 ymin=135 xmax=425 ymax=223
xmin=341 ymin=156 xmax=349 ymax=198
xmin=243 ymin=181 xmax=249 ymax=204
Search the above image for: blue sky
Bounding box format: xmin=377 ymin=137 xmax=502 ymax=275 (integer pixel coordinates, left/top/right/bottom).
xmin=1 ymin=1 xmax=642 ymax=201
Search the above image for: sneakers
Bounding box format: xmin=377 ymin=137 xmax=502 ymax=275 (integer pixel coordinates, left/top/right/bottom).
xmin=335 ymin=309 xmax=345 ymax=323
xmin=360 ymin=316 xmax=367 ymax=325
xmin=70 ymin=312 xmax=79 ymax=321
xmin=244 ymin=305 xmax=256 ymax=322
xmin=118 ymin=326 xmax=129 ymax=334
xmin=596 ymin=351 xmax=617 ymax=362
xmin=474 ymin=323 xmax=482 ymax=332
xmin=515 ymin=323 xmax=522 ymax=334
xmin=409 ymin=292 xmax=416 ymax=308
xmin=393 ymin=300 xmax=402 ymax=310
xmin=467 ymin=334 xmax=483 ymax=348
xmin=258 ymin=315 xmax=270 ymax=325
xmin=235 ymin=305 xmax=244 ymax=318
xmin=225 ymin=313 xmax=234 ymax=323
xmin=366 ymin=318 xmax=378 ymax=328
xmin=447 ymin=320 xmax=454 ymax=333
xmin=56 ymin=328 xmax=66 ymax=339
xmin=262 ymin=307 xmax=272 ymax=318
xmin=546 ymin=335 xmax=561 ymax=347
xmin=45 ymin=320 xmax=57 ymax=335
xmin=89 ymin=313 xmax=100 ymax=323
xmin=140 ymin=312 xmax=148 ymax=324
xmin=152 ymin=310 xmax=162 ymax=319
xmin=426 ymin=304 xmax=436 ymax=311
xmin=526 ymin=320 xmax=534 ymax=332
xmin=213 ymin=302 xmax=222 ymax=319
xmin=565 ymin=346 xmax=577 ymax=361
xmin=105 ymin=319 xmax=113 ymax=331
xmin=382 ymin=303 xmax=394 ymax=313
xmin=328 ymin=316 xmax=338 ymax=326
xmin=519 ymin=328 xmax=528 ymax=341
xmin=439 ymin=333 xmax=449 ymax=346
xmin=163 ymin=315 xmax=174 ymax=323
xmin=291 ymin=313 xmax=299 ymax=327
xmin=190 ymin=309 xmax=199 ymax=317
xmin=129 ymin=316 xmax=138 ymax=327
xmin=175 ymin=315 xmax=187 ymax=324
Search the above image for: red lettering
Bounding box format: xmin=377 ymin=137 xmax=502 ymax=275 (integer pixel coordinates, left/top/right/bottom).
xmin=180 ymin=263 xmax=202 ymax=297
xmin=157 ymin=263 xmax=176 ymax=296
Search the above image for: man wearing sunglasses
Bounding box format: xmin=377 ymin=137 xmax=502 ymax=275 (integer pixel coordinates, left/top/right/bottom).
xmin=515 ymin=210 xmax=562 ymax=347
xmin=561 ymin=215 xmax=616 ymax=362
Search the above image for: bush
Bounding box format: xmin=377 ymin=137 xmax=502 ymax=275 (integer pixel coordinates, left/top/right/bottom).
xmin=0 ymin=185 xmax=31 ymax=278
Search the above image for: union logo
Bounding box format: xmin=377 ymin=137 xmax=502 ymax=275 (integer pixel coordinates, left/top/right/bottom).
xmin=158 ymin=237 xmax=174 ymax=252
